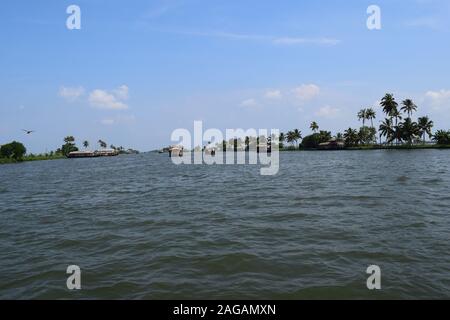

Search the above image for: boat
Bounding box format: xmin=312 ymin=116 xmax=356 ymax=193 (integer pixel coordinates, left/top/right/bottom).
xmin=168 ymin=145 xmax=184 ymax=157
xmin=67 ymin=149 xmax=119 ymax=158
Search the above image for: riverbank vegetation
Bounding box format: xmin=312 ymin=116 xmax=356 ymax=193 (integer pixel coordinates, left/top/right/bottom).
xmin=0 ymin=136 xmax=139 ymax=165
xmin=279 ymin=93 xmax=450 ymax=150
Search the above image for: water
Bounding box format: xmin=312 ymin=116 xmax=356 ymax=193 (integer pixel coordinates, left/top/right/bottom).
xmin=1 ymin=150 xmax=450 ymax=299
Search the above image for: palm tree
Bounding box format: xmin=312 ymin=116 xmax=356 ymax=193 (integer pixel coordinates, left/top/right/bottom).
xmin=417 ymin=116 xmax=434 ymax=144
xmin=379 ymin=118 xmax=394 ymax=144
xmin=401 ymin=99 xmax=418 ymax=118
xmin=83 ymin=140 xmax=89 ymax=149
xmin=278 ymin=133 xmax=285 ymax=149
xmin=344 ymin=128 xmax=359 ymax=146
xmin=98 ymin=140 xmax=107 ymax=149
xmin=366 ymin=108 xmax=376 ymax=128
xmin=357 ymin=109 xmax=368 ymax=127
xmin=380 ymin=93 xmax=399 ymax=118
xmin=64 ymin=136 xmax=75 ymax=144
xmin=310 ymin=122 xmax=319 ymax=133
xmin=286 ymin=131 xmax=295 ymax=147
xmin=399 ymin=118 xmax=419 ymax=145
xmin=433 ymin=130 xmax=450 ymax=145
xmin=335 ymin=132 xmax=343 ymax=141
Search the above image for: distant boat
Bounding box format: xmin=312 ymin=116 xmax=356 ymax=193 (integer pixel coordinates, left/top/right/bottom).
xmin=67 ymin=149 xmax=119 ymax=158
xmin=168 ymin=145 xmax=184 ymax=157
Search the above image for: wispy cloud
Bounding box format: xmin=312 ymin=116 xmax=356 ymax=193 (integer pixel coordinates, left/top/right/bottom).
xmin=149 ymin=28 xmax=340 ymax=46
xmin=264 ymin=90 xmax=282 ymax=99
xmin=240 ymin=98 xmax=258 ymax=108
xmin=425 ymin=89 xmax=450 ymax=108
xmin=59 ymin=86 xmax=85 ymax=102
xmin=315 ymin=105 xmax=340 ymax=118
xmin=292 ymin=84 xmax=321 ymax=101
xmin=89 ymin=85 xmax=129 ymax=110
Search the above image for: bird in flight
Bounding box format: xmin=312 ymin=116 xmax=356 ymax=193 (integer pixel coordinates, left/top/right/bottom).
xmin=22 ymin=129 xmax=35 ymax=134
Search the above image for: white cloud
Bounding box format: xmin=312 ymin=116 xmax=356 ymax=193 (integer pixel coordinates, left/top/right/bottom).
xmin=240 ymin=98 xmax=258 ymax=107
xmin=264 ymin=90 xmax=282 ymax=99
xmin=293 ymin=84 xmax=321 ymax=101
xmin=114 ymin=85 xmax=129 ymax=100
xmin=315 ymin=105 xmax=339 ymax=118
xmin=59 ymin=86 xmax=85 ymax=101
xmin=89 ymin=86 xmax=129 ymax=110
xmin=425 ymin=89 xmax=450 ymax=108
xmin=152 ymin=28 xmax=340 ymax=47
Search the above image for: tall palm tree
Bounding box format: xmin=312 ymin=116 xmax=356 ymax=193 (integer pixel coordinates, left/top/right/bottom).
xmin=310 ymin=122 xmax=319 ymax=133
xmin=379 ymin=118 xmax=394 ymax=144
xmin=380 ymin=93 xmax=399 ymax=118
xmin=417 ymin=116 xmax=434 ymax=144
xmin=401 ymin=99 xmax=418 ymax=118
xmin=357 ymin=109 xmax=368 ymax=127
xmin=83 ymin=140 xmax=89 ymax=149
xmin=366 ymin=108 xmax=376 ymax=128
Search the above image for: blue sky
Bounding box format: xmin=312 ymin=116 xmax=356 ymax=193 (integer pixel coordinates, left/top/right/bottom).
xmin=1 ymin=0 xmax=450 ymax=152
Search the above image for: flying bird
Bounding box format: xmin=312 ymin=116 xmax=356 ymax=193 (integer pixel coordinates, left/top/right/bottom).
xmin=22 ymin=129 xmax=35 ymax=135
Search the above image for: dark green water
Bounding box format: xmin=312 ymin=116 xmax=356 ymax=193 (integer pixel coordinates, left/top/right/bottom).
xmin=0 ymin=150 xmax=450 ymax=299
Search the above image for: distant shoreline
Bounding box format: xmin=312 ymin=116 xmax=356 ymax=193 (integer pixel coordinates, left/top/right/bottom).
xmin=284 ymin=144 xmax=450 ymax=151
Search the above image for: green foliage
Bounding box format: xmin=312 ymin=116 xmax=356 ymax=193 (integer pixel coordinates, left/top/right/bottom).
xmin=61 ymin=136 xmax=78 ymax=156
xmin=0 ymin=141 xmax=27 ymax=161
xmin=433 ymin=130 xmax=450 ymax=145
xmin=358 ymin=126 xmax=377 ymax=145
xmin=301 ymin=131 xmax=332 ymax=149
xmin=286 ymin=129 xmax=302 ymax=148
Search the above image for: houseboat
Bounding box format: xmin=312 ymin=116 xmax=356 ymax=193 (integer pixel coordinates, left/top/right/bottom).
xmin=67 ymin=149 xmax=119 ymax=158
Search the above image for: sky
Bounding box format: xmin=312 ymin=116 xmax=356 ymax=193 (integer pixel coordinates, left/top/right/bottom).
xmin=1 ymin=0 xmax=450 ymax=152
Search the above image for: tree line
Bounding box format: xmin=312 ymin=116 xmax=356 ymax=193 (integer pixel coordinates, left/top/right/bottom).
xmin=279 ymin=93 xmax=449 ymax=149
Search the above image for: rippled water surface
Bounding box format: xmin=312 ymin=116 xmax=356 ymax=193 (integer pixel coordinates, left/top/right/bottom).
xmin=1 ymin=150 xmax=450 ymax=299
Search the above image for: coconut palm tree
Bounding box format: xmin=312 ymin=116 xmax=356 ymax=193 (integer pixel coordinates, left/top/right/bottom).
xmin=380 ymin=93 xmax=398 ymax=117
xmin=310 ymin=122 xmax=319 ymax=133
xmin=417 ymin=116 xmax=434 ymax=144
xmin=278 ymin=133 xmax=285 ymax=149
xmin=399 ymin=118 xmax=419 ymax=145
xmin=357 ymin=109 xmax=368 ymax=127
xmin=83 ymin=140 xmax=89 ymax=149
xmin=286 ymin=131 xmax=295 ymax=147
xmin=379 ymin=118 xmax=394 ymax=144
xmin=286 ymin=129 xmax=302 ymax=148
xmin=344 ymin=128 xmax=359 ymax=146
xmin=366 ymin=108 xmax=376 ymax=128
xmin=401 ymin=99 xmax=418 ymax=118
xmin=98 ymin=140 xmax=107 ymax=149
xmin=433 ymin=130 xmax=450 ymax=145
